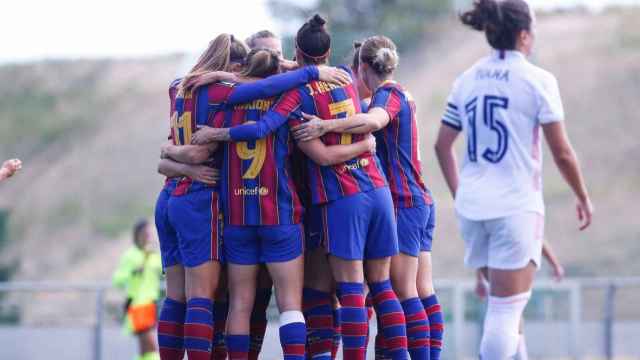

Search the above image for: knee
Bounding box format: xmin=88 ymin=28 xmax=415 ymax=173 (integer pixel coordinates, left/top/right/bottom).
xmin=390 ymin=278 xmax=418 ymax=301
xmin=166 ymin=284 xmax=186 ymax=303
xmin=480 ymin=291 xmax=531 ymax=358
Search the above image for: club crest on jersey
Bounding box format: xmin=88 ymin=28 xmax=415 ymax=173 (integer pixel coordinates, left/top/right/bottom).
xmin=476 ymin=68 xmax=509 ymax=82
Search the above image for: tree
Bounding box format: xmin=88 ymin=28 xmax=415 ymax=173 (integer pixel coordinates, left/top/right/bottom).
xmin=268 ymin=0 xmax=452 ymax=63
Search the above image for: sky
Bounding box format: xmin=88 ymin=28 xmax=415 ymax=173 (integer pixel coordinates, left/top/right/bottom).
xmin=1 ymin=0 xmax=637 ymax=63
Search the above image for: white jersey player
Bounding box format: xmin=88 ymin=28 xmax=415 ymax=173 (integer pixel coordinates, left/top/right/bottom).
xmin=434 ymin=0 xmax=593 ymax=359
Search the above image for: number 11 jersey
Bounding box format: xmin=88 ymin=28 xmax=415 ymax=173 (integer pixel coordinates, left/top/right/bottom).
xmin=442 ymin=50 xmax=564 ymax=220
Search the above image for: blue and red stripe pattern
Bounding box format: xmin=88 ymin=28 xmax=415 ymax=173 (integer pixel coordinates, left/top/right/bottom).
xmin=220 ymin=97 xmax=304 ymax=226
xmin=272 ymin=68 xmax=387 ymax=205
xmin=369 ymin=81 xmax=432 ymax=208
xmin=157 ymin=298 xmax=186 ymax=360
xmin=422 ymin=295 xmax=444 ymax=359
xmin=369 ymin=280 xmax=408 ymax=360
xmin=336 ymin=282 xmax=369 ymax=360
xmin=303 ymin=288 xmax=334 ymax=360
xmin=401 ymin=297 xmax=431 ymax=359
xmin=184 ymin=298 xmax=214 ymax=360
xmin=168 ymin=80 xmax=231 ymax=196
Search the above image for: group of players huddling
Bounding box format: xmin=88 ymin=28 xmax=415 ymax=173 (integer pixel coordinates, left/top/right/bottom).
xmin=154 ymin=0 xmax=593 ymax=359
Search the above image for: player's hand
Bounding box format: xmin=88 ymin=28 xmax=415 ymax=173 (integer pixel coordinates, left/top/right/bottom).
xmin=192 ymin=126 xmax=225 ymax=145
xmin=475 ymin=278 xmax=488 ymax=299
xmin=576 ymin=197 xmax=593 ymax=230
xmin=1 ymin=159 xmax=22 ymax=178
xmin=552 ymin=263 xmax=565 ymax=282
xmin=364 ymin=134 xmax=377 ymax=153
xmin=160 ymin=144 xmax=173 ymax=159
xmin=317 ymin=66 xmax=351 ymax=86
xmin=183 ymin=71 xmax=238 ymax=89
xmin=186 ymin=165 xmax=219 ymax=185
xmin=292 ymin=113 xmax=329 ymax=141
xmin=279 ymin=59 xmax=299 ymax=72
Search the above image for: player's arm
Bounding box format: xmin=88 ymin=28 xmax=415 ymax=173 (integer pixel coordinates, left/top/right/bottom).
xmin=542 ymin=240 xmax=565 ymax=281
xmin=157 ymin=159 xmax=218 ymax=185
xmin=292 ymin=108 xmax=390 ymax=141
xmin=542 ymin=121 xmax=593 ymax=230
xmin=0 ymin=159 xmax=22 ymax=181
xmin=192 ymin=89 xmax=303 ymax=144
xmin=112 ymin=252 xmax=135 ymax=289
xmin=160 ymin=142 xmax=218 ymax=164
xmin=296 ymin=135 xmax=376 ymax=167
xmin=434 ymin=124 xmax=461 ymax=199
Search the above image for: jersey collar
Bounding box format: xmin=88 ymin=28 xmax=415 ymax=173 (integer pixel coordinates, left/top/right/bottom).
xmin=491 ymin=49 xmax=526 ymax=61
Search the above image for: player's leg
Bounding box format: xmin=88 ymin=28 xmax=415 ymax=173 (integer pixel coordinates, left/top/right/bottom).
xmin=303 ymin=205 xmax=335 ymax=360
xmin=212 ymin=269 xmax=229 ymax=360
xmin=223 ymin=225 xmax=261 ymax=359
xmin=392 ymin=205 xmax=431 ymax=359
xmin=154 ymin=186 xmax=187 ymax=360
xmin=249 ymin=265 xmax=272 ymax=360
xmin=138 ymin=328 xmax=160 ymax=360
xmin=479 ymin=212 xmax=543 ymax=359
xmin=364 ymin=188 xmax=408 ymax=360
xmin=170 ymin=190 xmax=223 ymax=360
xmin=258 ymin=224 xmax=306 ymax=359
xmin=418 ymin=204 xmax=443 ymax=360
xmin=323 ymin=195 xmax=369 ymax=360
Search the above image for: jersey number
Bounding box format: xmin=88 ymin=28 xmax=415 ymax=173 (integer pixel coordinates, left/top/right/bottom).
xmin=465 ymin=95 xmax=509 ymax=163
xmin=329 ymin=99 xmax=357 ymax=145
xmin=235 ymin=121 xmax=267 ymax=179
xmin=172 ymin=92 xmax=193 ymax=145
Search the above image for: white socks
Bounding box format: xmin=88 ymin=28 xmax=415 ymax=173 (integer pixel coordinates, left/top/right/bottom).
xmin=479 ymin=291 xmax=531 ymax=359
xmin=515 ymin=334 xmax=528 ymax=360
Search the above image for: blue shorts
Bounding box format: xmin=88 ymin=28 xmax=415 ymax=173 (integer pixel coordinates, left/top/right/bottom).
xmin=304 ymin=205 xmax=324 ymax=252
xmin=397 ymin=203 xmax=436 ymax=256
xmin=155 ymin=181 xmax=181 ymax=269
xmin=321 ymin=187 xmax=398 ymax=260
xmin=167 ymin=188 xmax=223 ymax=267
xmin=224 ymin=224 xmax=304 ymax=265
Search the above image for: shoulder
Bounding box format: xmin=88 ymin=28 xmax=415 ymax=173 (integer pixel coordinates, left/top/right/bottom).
xmin=170 ymin=77 xmax=182 ymax=89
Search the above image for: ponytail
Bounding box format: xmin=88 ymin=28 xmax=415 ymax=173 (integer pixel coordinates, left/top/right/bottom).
xmin=460 ymin=0 xmax=532 ymax=51
xmin=180 ymin=33 xmax=248 ymax=92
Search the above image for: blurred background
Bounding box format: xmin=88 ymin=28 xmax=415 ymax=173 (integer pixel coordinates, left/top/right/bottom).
xmin=0 ymin=0 xmax=639 ymax=358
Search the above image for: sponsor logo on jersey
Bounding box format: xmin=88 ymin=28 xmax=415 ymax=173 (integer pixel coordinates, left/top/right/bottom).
xmin=234 ymin=186 xmax=270 ymax=196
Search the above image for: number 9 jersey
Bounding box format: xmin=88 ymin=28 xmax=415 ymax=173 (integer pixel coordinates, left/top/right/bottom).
xmin=442 ymin=50 xmax=564 ymax=220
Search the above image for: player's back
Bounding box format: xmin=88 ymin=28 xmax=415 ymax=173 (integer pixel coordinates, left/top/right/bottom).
xmin=221 ymin=96 xmax=303 ymax=226
xmin=292 ymin=75 xmax=387 ymax=205
xmin=445 ymin=50 xmax=564 ymax=219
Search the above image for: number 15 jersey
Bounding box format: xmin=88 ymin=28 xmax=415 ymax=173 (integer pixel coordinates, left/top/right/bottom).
xmin=442 ymin=50 xmax=564 ymax=220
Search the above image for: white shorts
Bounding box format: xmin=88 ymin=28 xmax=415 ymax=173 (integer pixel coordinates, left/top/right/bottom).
xmin=458 ymin=211 xmax=544 ymax=270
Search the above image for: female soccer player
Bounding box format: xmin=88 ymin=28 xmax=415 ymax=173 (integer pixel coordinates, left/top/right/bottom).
xmin=155 ymin=33 xmax=350 ymax=360
xmin=0 ymin=159 xmax=21 ymax=181
xmin=206 ymin=47 xmax=376 ymax=360
xmin=433 ymin=1 xmax=593 ymax=358
xmin=292 ymin=35 xmax=443 ymax=360
xmin=113 ymin=219 xmax=163 ymax=360
xmin=193 ymin=15 xmax=410 ymax=360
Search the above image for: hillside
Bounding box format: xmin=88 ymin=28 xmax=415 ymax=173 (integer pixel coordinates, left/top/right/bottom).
xmin=0 ymin=8 xmax=638 ymax=299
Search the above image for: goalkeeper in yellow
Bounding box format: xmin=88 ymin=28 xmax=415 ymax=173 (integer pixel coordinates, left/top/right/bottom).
xmin=113 ymin=219 xmax=163 ymax=360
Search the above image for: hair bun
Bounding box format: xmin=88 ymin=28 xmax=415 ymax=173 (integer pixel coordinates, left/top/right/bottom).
xmin=353 ymin=41 xmax=362 ymax=49
xmin=309 ymin=14 xmax=327 ymax=30
xmin=373 ymin=47 xmax=398 ymax=73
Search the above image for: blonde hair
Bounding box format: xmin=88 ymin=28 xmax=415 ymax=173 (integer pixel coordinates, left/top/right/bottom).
xmin=180 ymin=34 xmax=248 ymax=92
xmin=360 ymin=35 xmax=399 ymax=75
xmin=240 ymin=48 xmax=280 ymax=79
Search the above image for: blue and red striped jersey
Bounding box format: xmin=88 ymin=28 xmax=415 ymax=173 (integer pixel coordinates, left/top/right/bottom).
xmin=276 ymin=72 xmax=388 ymax=205
xmin=168 ymin=79 xmax=231 ymax=195
xmin=220 ymin=97 xmax=304 ymax=226
xmin=369 ymin=81 xmax=432 ymax=207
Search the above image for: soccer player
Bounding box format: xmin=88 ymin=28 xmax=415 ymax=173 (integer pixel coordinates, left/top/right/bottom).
xmin=0 ymin=158 xmax=21 ymax=181
xmin=195 ymin=46 xmax=374 ymax=360
xmin=433 ymin=1 xmax=593 ymax=358
xmin=293 ymin=35 xmax=443 ymax=360
xmin=193 ymin=15 xmax=409 ymax=360
xmin=113 ymin=219 xmax=163 ymax=360
xmin=155 ymin=33 xmax=349 ymax=360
